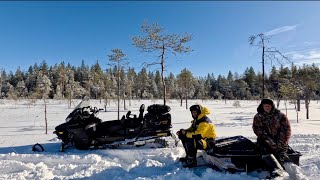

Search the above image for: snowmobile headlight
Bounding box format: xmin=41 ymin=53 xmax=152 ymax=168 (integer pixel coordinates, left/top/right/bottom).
xmin=57 ymin=131 xmax=64 ymax=135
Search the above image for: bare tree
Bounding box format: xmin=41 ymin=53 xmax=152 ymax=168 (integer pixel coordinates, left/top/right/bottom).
xmin=132 ymin=20 xmax=192 ymax=105
xmin=108 ymin=48 xmax=128 ymax=120
xmin=249 ymin=33 xmax=290 ymax=99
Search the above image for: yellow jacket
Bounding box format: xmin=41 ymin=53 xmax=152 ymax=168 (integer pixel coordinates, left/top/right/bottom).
xmin=186 ymin=106 xmax=216 ymax=149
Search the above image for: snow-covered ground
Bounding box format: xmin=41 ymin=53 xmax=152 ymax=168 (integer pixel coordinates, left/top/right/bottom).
xmin=0 ymin=99 xmax=319 ymax=180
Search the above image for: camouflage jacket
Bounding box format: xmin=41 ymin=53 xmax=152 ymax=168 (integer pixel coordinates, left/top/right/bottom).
xmin=253 ymin=109 xmax=291 ymax=147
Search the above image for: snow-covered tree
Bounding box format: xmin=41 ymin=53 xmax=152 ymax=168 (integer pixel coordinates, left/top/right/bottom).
xmin=165 ymin=73 xmax=176 ymax=99
xmin=176 ymin=68 xmax=195 ymax=109
xmin=16 ymin=80 xmax=27 ymax=98
xmin=7 ymin=82 xmax=17 ymax=100
xmin=34 ymin=71 xmax=52 ymax=134
xmin=136 ymin=67 xmax=149 ymax=99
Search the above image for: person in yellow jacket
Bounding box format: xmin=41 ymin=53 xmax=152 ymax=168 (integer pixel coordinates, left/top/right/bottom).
xmin=176 ymin=104 xmax=216 ymax=167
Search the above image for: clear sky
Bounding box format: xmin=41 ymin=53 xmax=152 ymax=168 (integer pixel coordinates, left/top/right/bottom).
xmin=1 ymin=1 xmax=320 ymax=77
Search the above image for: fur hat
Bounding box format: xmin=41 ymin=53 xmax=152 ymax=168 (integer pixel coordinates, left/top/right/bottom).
xmin=261 ymin=98 xmax=274 ymax=105
xmin=257 ymin=98 xmax=275 ymax=113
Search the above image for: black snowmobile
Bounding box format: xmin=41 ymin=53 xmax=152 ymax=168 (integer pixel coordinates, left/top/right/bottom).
xmin=54 ymin=97 xmax=177 ymax=151
xmin=203 ymin=136 xmax=301 ymax=173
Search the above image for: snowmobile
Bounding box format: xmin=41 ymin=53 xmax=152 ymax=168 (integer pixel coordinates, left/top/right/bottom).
xmin=54 ymin=97 xmax=178 ymax=151
xmin=202 ymin=136 xmax=301 ymax=173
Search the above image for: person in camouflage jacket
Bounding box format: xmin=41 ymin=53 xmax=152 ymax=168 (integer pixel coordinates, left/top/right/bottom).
xmin=253 ymin=98 xmax=291 ymax=165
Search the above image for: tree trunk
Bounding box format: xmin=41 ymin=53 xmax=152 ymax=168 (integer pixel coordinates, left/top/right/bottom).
xmin=180 ymin=98 xmax=183 ymax=107
xmin=185 ymin=93 xmax=188 ymax=110
xmin=123 ymin=94 xmax=126 ymax=110
xmin=262 ymin=44 xmax=265 ymax=99
xmin=161 ymin=45 xmax=166 ymax=105
xmin=69 ymin=97 xmax=72 ymax=109
xmin=285 ymin=100 xmax=287 ymax=116
xmin=129 ymin=91 xmax=132 ymax=106
xmin=297 ymin=98 xmax=300 ymax=111
xmin=276 ymin=96 xmax=280 ymax=108
xmin=117 ymin=61 xmax=120 ymax=120
xmin=305 ymin=97 xmax=310 ymax=119
xmin=306 ymin=102 xmax=309 ymax=119
xmin=105 ymin=104 xmax=107 ymax=112
xmin=44 ymin=99 xmax=48 ymax=134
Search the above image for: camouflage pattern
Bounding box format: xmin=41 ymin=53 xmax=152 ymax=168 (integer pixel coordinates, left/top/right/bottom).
xmin=253 ymin=104 xmax=291 ymax=152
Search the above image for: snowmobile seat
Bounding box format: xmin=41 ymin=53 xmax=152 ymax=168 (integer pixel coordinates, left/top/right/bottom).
xmin=120 ymin=111 xmax=143 ymax=128
xmin=96 ymin=120 xmax=124 ymax=135
xmin=147 ymin=104 xmax=171 ymax=114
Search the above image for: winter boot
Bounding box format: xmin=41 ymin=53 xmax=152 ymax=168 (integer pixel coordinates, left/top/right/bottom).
xmin=179 ymin=156 xmax=188 ymax=162
xmin=262 ymin=154 xmax=289 ymax=178
xmin=183 ymin=156 xmax=197 ymax=168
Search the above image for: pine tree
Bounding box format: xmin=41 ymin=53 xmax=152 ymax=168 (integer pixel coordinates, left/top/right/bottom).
xmin=243 ymin=67 xmax=256 ymax=97
xmin=136 ymin=67 xmax=149 ymax=99
xmin=133 ymin=20 xmax=192 ymax=105
xmin=177 ymin=68 xmax=194 ymax=109
xmin=126 ymin=68 xmax=137 ymax=105
xmin=108 ymin=48 xmax=128 ymax=120
xmin=165 ymin=72 xmax=176 ymax=99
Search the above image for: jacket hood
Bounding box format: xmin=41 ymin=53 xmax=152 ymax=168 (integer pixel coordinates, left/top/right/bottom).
xmin=197 ymin=106 xmax=210 ymax=120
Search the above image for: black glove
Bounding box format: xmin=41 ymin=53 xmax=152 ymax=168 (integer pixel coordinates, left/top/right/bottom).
xmin=181 ymin=129 xmax=187 ymax=135
xmin=177 ymin=129 xmax=187 ymax=135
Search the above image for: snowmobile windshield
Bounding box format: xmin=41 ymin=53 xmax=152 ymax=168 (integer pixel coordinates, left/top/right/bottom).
xmin=65 ymin=96 xmax=90 ymax=122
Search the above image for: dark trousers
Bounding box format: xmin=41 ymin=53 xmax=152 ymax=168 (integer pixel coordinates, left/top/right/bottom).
xmin=256 ymin=138 xmax=289 ymax=165
xmin=179 ymin=134 xmax=215 ymax=158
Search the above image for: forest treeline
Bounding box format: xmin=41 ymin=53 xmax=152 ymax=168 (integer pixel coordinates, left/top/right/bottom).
xmin=1 ymin=60 xmax=319 ymax=103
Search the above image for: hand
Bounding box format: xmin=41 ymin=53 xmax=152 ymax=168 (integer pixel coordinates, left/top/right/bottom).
xmin=177 ymin=129 xmax=187 ymax=136
xmin=180 ymin=129 xmax=187 ymax=135
xmin=265 ymin=139 xmax=277 ymax=150
xmin=176 ymin=131 xmax=180 ymax=136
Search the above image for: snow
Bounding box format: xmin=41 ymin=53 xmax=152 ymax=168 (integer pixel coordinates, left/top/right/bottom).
xmin=0 ymin=99 xmax=319 ymax=180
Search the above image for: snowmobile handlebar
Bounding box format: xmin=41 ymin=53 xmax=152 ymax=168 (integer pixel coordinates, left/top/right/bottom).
xmin=126 ymin=110 xmax=138 ymax=119
xmin=78 ymin=106 xmax=102 ymax=117
xmin=89 ymin=107 xmax=104 ymax=115
xmin=81 ymin=106 xmax=91 ymax=112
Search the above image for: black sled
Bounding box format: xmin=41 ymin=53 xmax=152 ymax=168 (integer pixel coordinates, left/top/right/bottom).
xmin=204 ymin=136 xmax=301 ymax=173
xmin=54 ymin=97 xmax=177 ymax=151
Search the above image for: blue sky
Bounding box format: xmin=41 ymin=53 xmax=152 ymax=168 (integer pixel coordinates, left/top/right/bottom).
xmin=1 ymin=1 xmax=320 ymax=77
